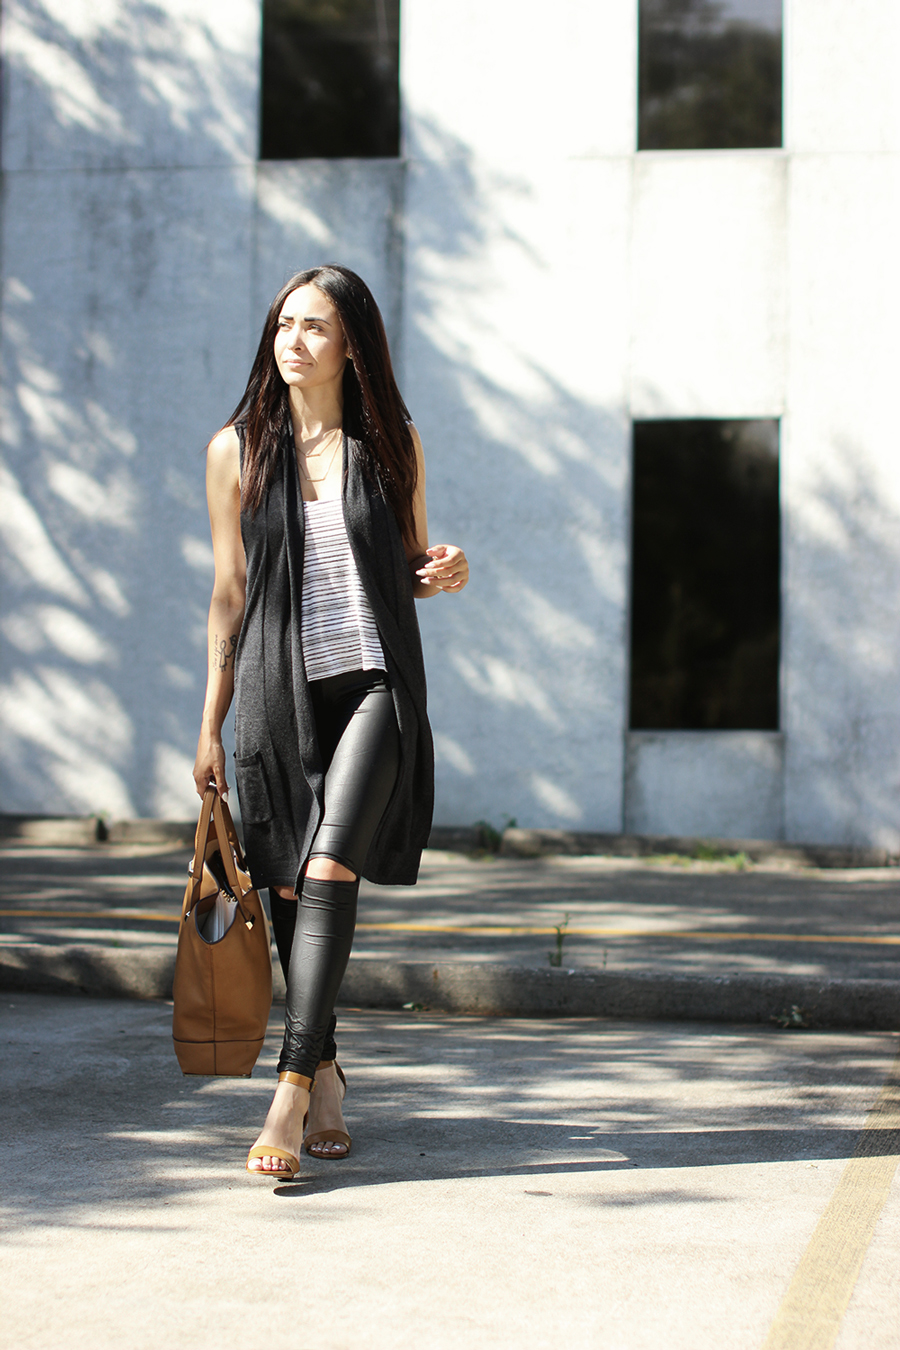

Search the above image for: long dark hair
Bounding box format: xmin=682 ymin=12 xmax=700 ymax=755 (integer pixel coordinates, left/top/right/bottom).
xmin=227 ymin=265 xmax=418 ymax=547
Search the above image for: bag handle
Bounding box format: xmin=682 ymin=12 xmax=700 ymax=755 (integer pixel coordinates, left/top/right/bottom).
xmin=183 ymin=787 xmax=219 ymax=915
xmin=210 ymin=793 xmax=257 ymax=928
xmin=184 ymin=789 xmax=257 ymax=927
xmin=215 ymin=794 xmax=248 ymax=871
xmin=192 ymin=786 xmax=218 ymax=861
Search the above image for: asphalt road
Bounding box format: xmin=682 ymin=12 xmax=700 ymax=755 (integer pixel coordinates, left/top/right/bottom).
xmin=2 ymin=994 xmax=898 ymax=1349
xmin=3 ymin=844 xmax=900 ymax=980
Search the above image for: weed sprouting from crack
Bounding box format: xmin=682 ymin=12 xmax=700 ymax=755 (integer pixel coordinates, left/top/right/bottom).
xmin=772 ymin=1004 xmax=813 ymax=1030
xmin=548 ymin=913 xmax=571 ymax=968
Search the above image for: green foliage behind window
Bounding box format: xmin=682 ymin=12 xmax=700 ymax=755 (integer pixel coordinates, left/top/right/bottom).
xmin=639 ymin=0 xmax=782 ymax=150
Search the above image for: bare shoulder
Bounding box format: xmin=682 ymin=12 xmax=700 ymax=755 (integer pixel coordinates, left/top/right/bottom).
xmin=206 ymin=425 xmax=241 ymax=488
xmin=408 ymin=421 xmax=425 ymax=468
xmin=208 ymin=424 xmax=240 ymax=465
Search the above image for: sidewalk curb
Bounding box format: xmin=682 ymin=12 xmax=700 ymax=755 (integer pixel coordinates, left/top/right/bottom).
xmin=2 ymin=944 xmax=898 ymax=1030
xmin=0 ymin=816 xmax=484 ymax=852
xmin=3 ymin=814 xmax=898 ymax=869
xmin=0 ymin=946 xmax=177 ymax=1002
xmin=501 ymin=828 xmax=900 ymax=870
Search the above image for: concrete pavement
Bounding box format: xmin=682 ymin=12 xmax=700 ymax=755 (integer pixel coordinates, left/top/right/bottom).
xmin=1 ymin=841 xmax=900 ymax=1027
xmin=2 ymin=994 xmax=898 ymax=1349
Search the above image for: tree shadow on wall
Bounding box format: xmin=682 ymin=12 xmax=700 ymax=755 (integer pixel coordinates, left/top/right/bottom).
xmin=0 ymin=0 xmax=257 ymax=818
xmin=782 ymin=442 xmax=900 ymax=850
xmin=398 ymin=125 xmax=900 ymax=842
xmin=396 ymin=115 xmax=632 ymax=831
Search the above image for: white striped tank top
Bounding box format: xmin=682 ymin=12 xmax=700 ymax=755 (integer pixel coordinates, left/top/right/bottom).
xmin=300 ymin=496 xmax=386 ymax=681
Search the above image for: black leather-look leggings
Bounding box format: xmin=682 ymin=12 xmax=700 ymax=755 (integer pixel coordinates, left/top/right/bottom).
xmin=269 ymin=669 xmax=400 ymax=1079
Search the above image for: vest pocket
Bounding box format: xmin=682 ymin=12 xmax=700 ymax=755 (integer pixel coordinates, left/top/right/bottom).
xmin=234 ymin=751 xmax=273 ymax=824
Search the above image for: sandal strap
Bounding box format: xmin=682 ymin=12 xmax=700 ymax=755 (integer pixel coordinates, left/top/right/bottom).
xmin=278 ymin=1071 xmax=316 ymax=1091
xmin=316 ymin=1060 xmax=347 ymax=1093
xmin=246 ymin=1145 xmax=299 ymax=1172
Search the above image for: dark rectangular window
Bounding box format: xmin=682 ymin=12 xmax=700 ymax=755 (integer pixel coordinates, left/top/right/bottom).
xmin=261 ymin=0 xmax=400 ymax=159
xmin=638 ymin=0 xmax=782 ymax=150
xmin=629 ymin=419 xmax=780 ymax=730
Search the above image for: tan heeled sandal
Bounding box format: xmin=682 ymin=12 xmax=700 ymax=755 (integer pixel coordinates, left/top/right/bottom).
xmin=304 ymin=1061 xmax=351 ymax=1159
xmin=246 ymin=1071 xmax=315 ymax=1179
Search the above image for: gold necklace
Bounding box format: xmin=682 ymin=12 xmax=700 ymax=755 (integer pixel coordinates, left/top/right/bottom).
xmin=296 ymin=430 xmax=342 ymax=483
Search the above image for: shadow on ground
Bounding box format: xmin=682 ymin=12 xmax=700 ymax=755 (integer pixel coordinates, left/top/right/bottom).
xmin=2 ymin=996 xmax=897 ymax=1229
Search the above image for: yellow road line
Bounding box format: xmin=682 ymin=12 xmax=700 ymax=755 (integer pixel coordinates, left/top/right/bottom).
xmin=0 ymin=908 xmax=183 ymax=922
xmin=360 ymin=926 xmax=900 ymax=945
xmin=761 ymin=1046 xmax=900 ymax=1350
xmin=1 ymin=909 xmax=900 ymax=945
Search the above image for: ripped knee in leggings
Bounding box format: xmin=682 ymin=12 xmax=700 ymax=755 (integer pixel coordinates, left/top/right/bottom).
xmin=306 ymin=852 xmax=358 ymax=882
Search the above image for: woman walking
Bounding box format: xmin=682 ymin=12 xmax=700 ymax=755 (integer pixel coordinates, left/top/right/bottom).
xmin=192 ymin=265 xmax=468 ymax=1177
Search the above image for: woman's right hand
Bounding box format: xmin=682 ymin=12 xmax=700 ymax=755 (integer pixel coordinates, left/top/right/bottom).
xmin=193 ymin=730 xmax=229 ymax=799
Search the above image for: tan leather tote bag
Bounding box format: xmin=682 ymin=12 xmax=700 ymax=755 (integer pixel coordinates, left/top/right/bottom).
xmin=172 ymin=787 xmax=272 ymax=1076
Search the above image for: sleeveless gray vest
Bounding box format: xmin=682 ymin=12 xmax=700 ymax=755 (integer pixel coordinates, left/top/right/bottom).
xmin=233 ymin=425 xmax=434 ymax=889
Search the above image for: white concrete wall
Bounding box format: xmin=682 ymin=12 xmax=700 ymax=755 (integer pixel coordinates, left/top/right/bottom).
xmin=2 ymin=0 xmax=900 ymax=846
xmin=781 ymin=0 xmax=900 ymax=847
xmin=630 ymin=154 xmax=787 ymax=419
xmin=402 ymin=0 xmax=635 ymax=833
xmin=625 ymin=0 xmax=900 ymax=847
xmin=1 ymin=0 xmax=260 ymax=819
xmin=0 ymin=2 xmax=405 ymax=820
xmin=625 ymin=733 xmax=785 ymax=840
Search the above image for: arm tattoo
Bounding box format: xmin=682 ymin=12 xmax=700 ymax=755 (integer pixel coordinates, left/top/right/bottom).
xmin=213 ymin=634 xmax=238 ymax=673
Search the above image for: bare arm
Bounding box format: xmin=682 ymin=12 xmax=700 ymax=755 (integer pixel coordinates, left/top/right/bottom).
xmin=404 ymin=424 xmax=469 ymax=600
xmin=192 ymin=426 xmax=246 ymax=797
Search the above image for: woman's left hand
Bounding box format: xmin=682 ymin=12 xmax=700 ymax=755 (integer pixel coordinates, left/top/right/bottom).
xmin=415 ymin=544 xmax=469 ymax=593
